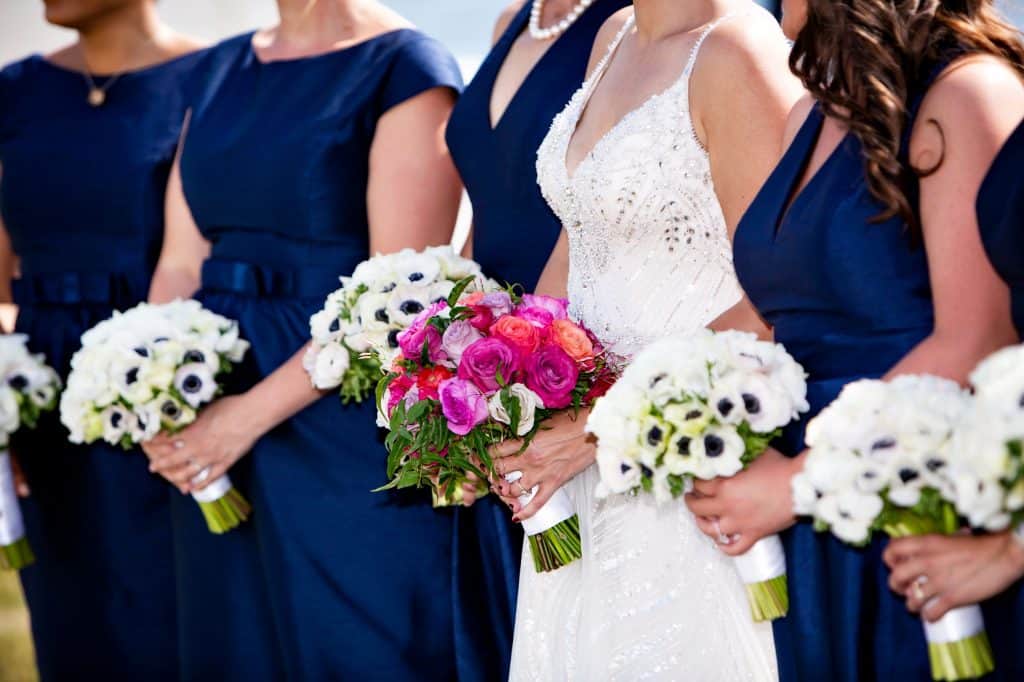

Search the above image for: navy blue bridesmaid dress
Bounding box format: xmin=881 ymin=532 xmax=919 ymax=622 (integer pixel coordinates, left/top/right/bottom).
xmin=733 ymin=91 xmax=1013 ymax=679
xmin=444 ymin=2 xmax=628 ymax=678
xmin=178 ymin=31 xmax=463 ymax=680
xmin=974 ymin=117 xmax=1024 ymax=678
xmin=0 ymin=52 xmax=205 ymax=681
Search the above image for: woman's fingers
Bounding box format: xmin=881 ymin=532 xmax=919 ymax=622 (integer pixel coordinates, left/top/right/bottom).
xmin=683 ymin=492 xmax=719 ymax=518
xmin=491 ymin=439 xmax=525 ymax=459
xmin=10 ymin=454 xmax=29 ymax=498
xmin=515 ymin=483 xmax=554 ymax=522
xmin=888 ymin=556 xmax=932 ymax=595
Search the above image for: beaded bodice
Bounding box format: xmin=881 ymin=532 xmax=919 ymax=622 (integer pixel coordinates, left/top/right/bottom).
xmin=536 ymin=13 xmax=742 ymax=354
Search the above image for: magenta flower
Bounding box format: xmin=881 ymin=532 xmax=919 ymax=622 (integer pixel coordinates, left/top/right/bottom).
xmin=457 ymin=337 xmax=521 ymax=393
xmin=519 ymin=294 xmax=569 ymax=320
xmin=398 ymin=301 xmax=448 ymax=365
xmin=524 ymin=344 xmax=579 ymax=409
xmin=438 ymin=378 xmax=489 ymax=436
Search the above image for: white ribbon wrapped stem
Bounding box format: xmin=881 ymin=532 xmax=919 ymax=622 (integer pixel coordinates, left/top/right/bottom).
xmin=0 ymin=450 xmax=26 ymax=546
xmin=734 ymin=534 xmax=787 ymax=584
xmin=190 ymin=473 xmax=233 ymax=504
xmin=922 ymin=604 xmax=986 ymax=644
xmin=505 ymin=470 xmax=575 ymax=537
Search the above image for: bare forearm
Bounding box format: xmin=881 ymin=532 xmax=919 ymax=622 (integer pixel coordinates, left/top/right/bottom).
xmin=149 ymin=265 xmax=200 ymax=304
xmin=237 ymin=344 xmax=327 ymax=440
xmin=884 ymin=329 xmax=1016 ymax=385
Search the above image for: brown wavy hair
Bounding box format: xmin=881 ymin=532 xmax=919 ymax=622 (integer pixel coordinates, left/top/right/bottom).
xmin=790 ymin=0 xmax=1024 ymax=235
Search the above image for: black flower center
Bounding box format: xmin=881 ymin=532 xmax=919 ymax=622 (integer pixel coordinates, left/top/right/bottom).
xmin=620 ymin=463 xmax=632 ymax=475
xmin=125 ymin=367 xmax=139 ymax=385
xmin=716 ymin=398 xmax=734 ymax=418
xmin=676 ymin=436 xmax=691 ymax=456
xmin=704 ymin=434 xmax=724 ymax=458
xmin=110 ymin=412 xmax=122 ymax=428
xmin=329 ymin=318 xmax=341 ymax=333
xmin=381 ymin=282 xmax=397 ymax=293
xmin=871 ymin=437 xmax=897 ymax=452
xmin=184 ymin=350 xmax=206 ymax=364
xmin=399 ymin=300 xmax=424 ymax=316
xmin=374 ymin=309 xmax=389 ymax=323
xmin=641 ymin=464 xmax=654 ymax=478
xmin=161 ymin=401 xmax=181 ymax=418
xmin=387 ymin=329 xmax=401 ymax=349
xmin=646 ymin=426 xmax=663 ymax=447
xmin=649 ymin=373 xmax=667 ymax=389
xmin=182 ymin=375 xmax=202 ymax=393
xmin=7 ymin=375 xmax=27 ymax=391
xmin=408 ymin=272 xmax=425 ymax=282
xmin=741 ymin=393 xmax=761 ymax=415
xmin=684 ymin=409 xmax=702 ymax=421
xmin=133 ymin=346 xmax=149 ymax=358
xmin=898 ymin=468 xmax=920 ymax=484
xmin=925 ymin=458 xmax=945 ymax=472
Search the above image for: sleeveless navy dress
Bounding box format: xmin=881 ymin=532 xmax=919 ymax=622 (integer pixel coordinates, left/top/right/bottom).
xmin=974 ymin=118 xmax=1024 ymax=678
xmin=178 ymin=32 xmax=463 ymax=680
xmin=978 ymin=119 xmax=1024 ymax=336
xmin=444 ymin=2 xmax=629 ymax=678
xmin=734 ymin=94 xmax=1014 ymax=679
xmin=0 ymin=52 xmax=205 ymax=681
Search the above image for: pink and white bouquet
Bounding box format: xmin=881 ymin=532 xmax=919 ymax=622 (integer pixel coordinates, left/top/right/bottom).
xmin=0 ymin=335 xmax=60 ymax=570
xmin=303 ymin=246 xmax=488 ymax=403
xmin=794 ymin=375 xmax=994 ymax=681
xmin=61 ymin=300 xmax=252 ymax=534
xmin=378 ymin=283 xmax=617 ymax=572
xmin=587 ymin=330 xmax=808 ymax=622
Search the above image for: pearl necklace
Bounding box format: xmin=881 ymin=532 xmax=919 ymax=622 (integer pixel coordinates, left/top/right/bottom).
xmin=529 ymin=0 xmax=595 ymax=41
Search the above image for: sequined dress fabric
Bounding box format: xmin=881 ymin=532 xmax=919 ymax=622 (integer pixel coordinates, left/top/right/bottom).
xmin=509 ymin=13 xmax=778 ymax=681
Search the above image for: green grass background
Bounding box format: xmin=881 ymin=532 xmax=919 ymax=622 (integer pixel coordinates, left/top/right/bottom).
xmin=0 ymin=572 xmax=36 ymax=682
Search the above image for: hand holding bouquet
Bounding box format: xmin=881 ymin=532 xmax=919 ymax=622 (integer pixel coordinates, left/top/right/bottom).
xmin=61 ymin=300 xmax=252 ymax=534
xmin=0 ymin=335 xmax=60 ymax=569
xmin=794 ymin=375 xmax=994 ymax=681
xmin=378 ymin=282 xmax=616 ymax=572
xmin=304 ymin=246 xmax=487 ymax=403
xmin=587 ymin=329 xmax=808 ymax=621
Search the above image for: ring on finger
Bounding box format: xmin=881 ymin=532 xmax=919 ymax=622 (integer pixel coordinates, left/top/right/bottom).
xmin=191 ymin=466 xmax=211 ymax=485
xmin=174 ymin=439 xmax=185 ymax=450
xmin=913 ymin=575 xmax=928 ymax=601
xmin=713 ymin=519 xmax=731 ymax=546
xmin=514 ymin=481 xmax=529 ymax=497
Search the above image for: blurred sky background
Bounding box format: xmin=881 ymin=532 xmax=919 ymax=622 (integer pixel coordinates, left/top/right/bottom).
xmin=3 ymin=1 xmax=1018 ymax=78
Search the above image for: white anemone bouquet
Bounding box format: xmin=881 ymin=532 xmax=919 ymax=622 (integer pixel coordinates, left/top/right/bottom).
xmin=303 ymin=246 xmax=489 ymax=403
xmin=947 ymin=345 xmax=1024 ymax=534
xmin=795 ymin=375 xmax=994 ymax=681
xmin=587 ymin=329 xmax=809 ymax=622
xmin=61 ymin=300 xmax=252 ymax=534
xmin=0 ymin=335 xmax=60 ymax=570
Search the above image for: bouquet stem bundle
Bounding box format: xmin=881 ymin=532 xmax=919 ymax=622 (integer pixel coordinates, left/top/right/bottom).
xmin=734 ymin=536 xmax=788 ymax=622
xmin=526 ymin=513 xmax=581 ymax=573
xmin=192 ymin=475 xmax=251 ymax=534
xmin=0 ymin=451 xmax=33 ymax=571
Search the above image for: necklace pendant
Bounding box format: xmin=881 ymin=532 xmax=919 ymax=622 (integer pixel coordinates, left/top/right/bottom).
xmin=88 ymin=88 xmax=106 ymax=107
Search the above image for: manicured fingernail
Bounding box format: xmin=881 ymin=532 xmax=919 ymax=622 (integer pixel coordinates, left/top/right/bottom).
xmin=512 ymin=516 xmax=520 ymax=523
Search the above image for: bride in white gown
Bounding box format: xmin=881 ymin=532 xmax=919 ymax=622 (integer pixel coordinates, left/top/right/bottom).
xmin=491 ymin=1 xmax=803 ymax=679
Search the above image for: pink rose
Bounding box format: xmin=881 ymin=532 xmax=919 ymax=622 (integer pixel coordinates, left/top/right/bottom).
xmin=524 ymin=344 xmax=579 ymax=409
xmin=438 ymin=378 xmax=489 ymax=436
xmin=490 ymin=315 xmax=541 ymax=357
xmin=386 ymin=373 xmax=417 ymax=416
xmin=519 ymin=294 xmax=568 ymax=320
xmin=441 ymin=320 xmax=483 ymax=364
xmin=457 ymin=337 xmax=521 ymax=393
xmin=398 ymin=301 xmax=447 ymax=365
xmin=514 ymin=306 xmax=555 ymax=329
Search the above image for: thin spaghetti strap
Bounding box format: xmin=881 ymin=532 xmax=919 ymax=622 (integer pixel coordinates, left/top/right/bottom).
xmin=581 ymin=13 xmax=635 ymax=97
xmin=683 ymin=12 xmax=745 ymax=78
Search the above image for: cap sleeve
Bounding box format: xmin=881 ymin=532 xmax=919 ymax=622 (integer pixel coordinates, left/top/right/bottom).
xmin=378 ymin=32 xmax=463 ymax=114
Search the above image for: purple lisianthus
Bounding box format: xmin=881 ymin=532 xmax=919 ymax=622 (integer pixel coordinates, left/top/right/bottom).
xmin=397 ymin=301 xmax=448 ymax=365
xmin=438 ymin=378 xmax=489 ymax=436
xmin=524 ymin=344 xmax=579 ymax=409
xmin=519 ymin=294 xmax=569 ymax=320
xmin=480 ymin=292 xmax=514 ymax=317
xmin=457 ymin=337 xmax=521 ymax=393
xmin=441 ymin=320 xmax=483 ymax=365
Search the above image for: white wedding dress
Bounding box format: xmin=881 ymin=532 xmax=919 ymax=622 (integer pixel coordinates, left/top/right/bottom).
xmin=509 ymin=12 xmax=778 ymax=682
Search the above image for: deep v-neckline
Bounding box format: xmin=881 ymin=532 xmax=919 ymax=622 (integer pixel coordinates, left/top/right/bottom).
xmin=487 ymin=5 xmax=560 ymax=132
xmin=562 ymin=13 xmax=722 ymax=182
xmin=772 ymin=105 xmax=849 ymax=239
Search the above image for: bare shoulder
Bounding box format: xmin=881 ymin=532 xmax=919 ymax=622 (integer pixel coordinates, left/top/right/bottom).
xmin=584 ymin=8 xmax=634 ymax=76
xmin=696 ymin=7 xmax=790 ymax=82
xmin=43 ymin=44 xmax=78 ymax=68
xmin=912 ymin=54 xmax=1024 ymax=164
xmin=492 ymin=1 xmax=528 ymax=45
xmin=780 ymin=94 xmax=816 ymax=154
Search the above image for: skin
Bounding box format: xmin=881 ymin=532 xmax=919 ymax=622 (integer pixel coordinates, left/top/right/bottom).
xmin=0 ymin=0 xmax=203 ymax=496
xmin=143 ymin=0 xmax=462 ymax=494
xmin=684 ymin=0 xmax=1023 ymax=591
xmin=491 ymin=0 xmax=803 ymax=520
